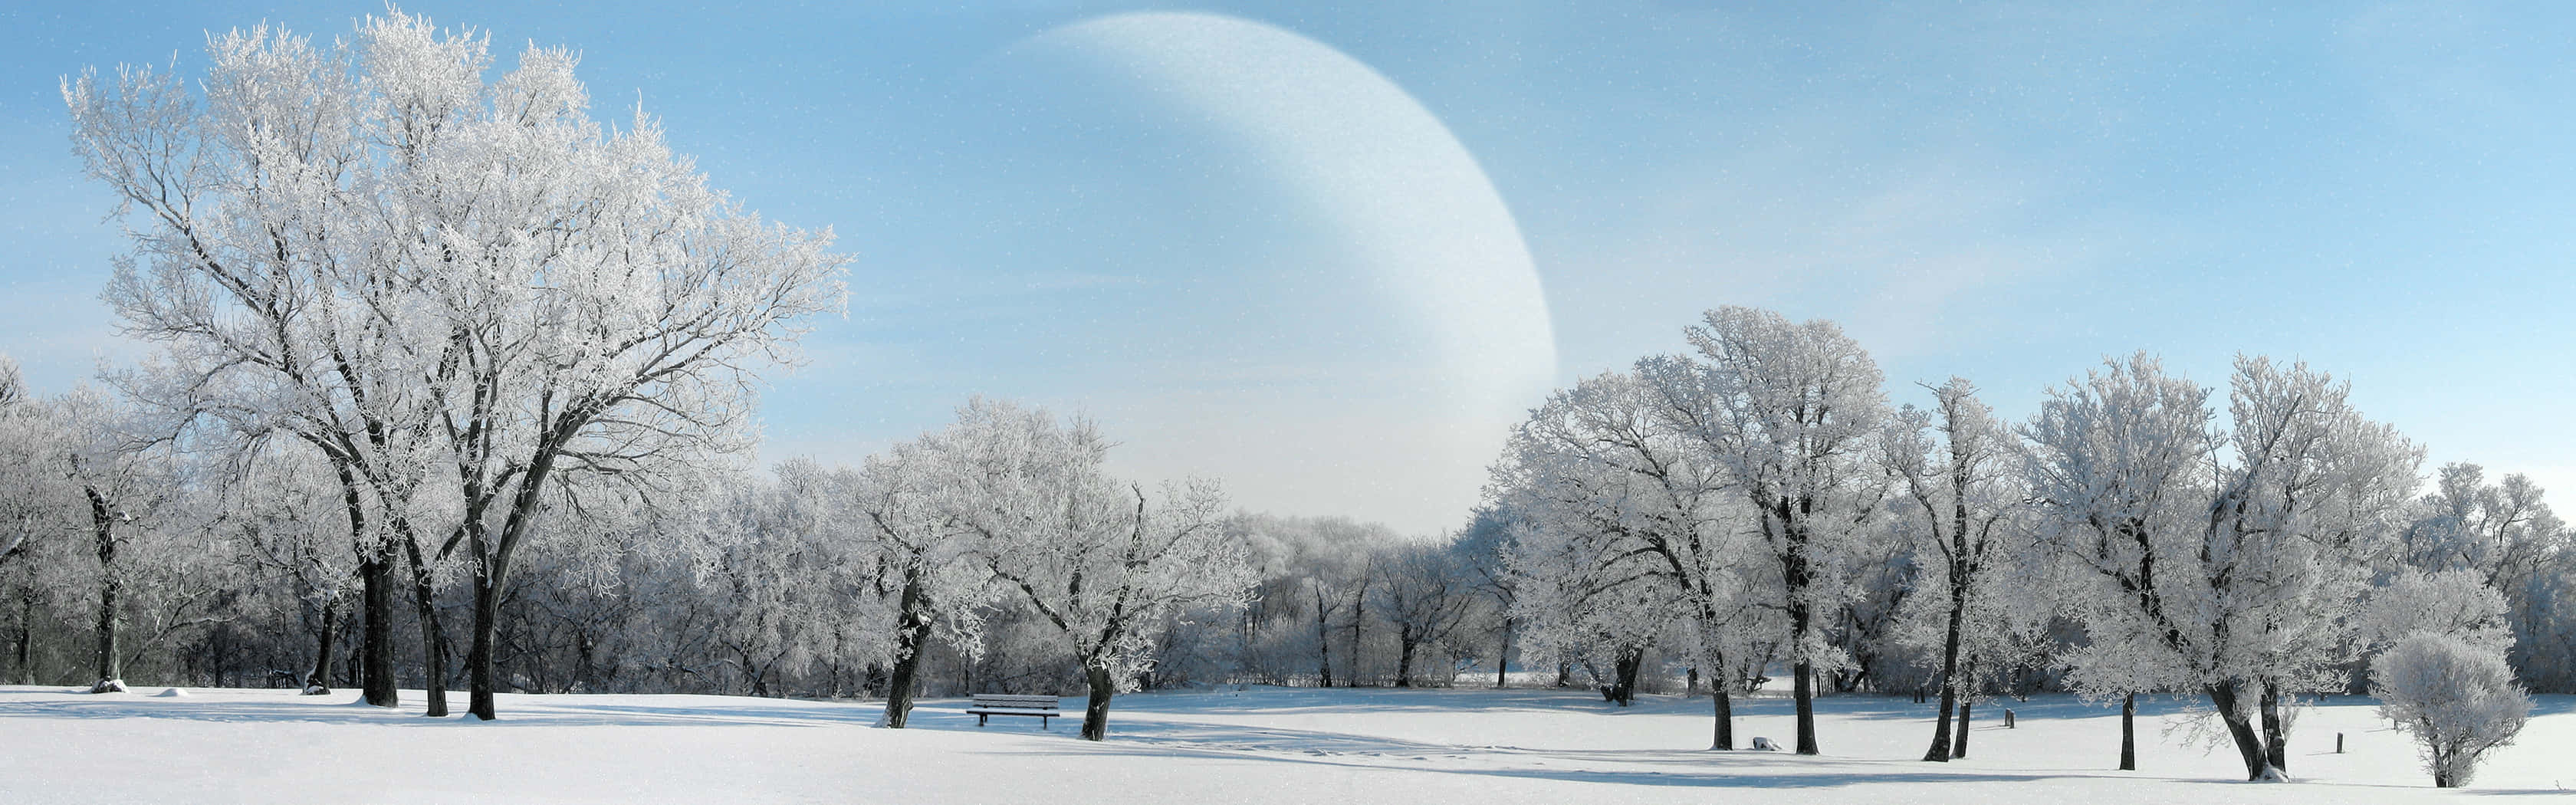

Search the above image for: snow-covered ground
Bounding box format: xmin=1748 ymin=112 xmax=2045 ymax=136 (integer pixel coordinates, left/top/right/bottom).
xmin=1 ymin=684 xmax=2566 ymax=803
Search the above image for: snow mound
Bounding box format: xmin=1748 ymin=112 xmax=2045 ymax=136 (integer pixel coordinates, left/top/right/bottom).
xmin=301 ymin=685 xmax=330 ymax=695
xmin=87 ymin=678 xmax=127 ymax=694
xmin=155 ymin=688 xmax=188 ymax=698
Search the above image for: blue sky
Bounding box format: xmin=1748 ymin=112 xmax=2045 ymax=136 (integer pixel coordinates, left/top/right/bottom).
xmin=3 ymin=2 xmax=2572 ymax=534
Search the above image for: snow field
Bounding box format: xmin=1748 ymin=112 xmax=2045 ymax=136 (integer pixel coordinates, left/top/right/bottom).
xmin=0 ymin=685 xmax=2566 ymax=803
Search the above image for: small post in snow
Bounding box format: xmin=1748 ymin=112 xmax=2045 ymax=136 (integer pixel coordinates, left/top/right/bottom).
xmin=2003 ymin=708 xmax=2015 ymax=728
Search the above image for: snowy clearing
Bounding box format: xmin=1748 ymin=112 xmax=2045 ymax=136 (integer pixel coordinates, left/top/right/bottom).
xmin=2 ymin=685 xmax=2568 ymax=803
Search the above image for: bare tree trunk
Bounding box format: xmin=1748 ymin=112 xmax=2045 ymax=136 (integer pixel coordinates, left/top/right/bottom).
xmin=2118 ymin=692 xmax=2137 ymax=770
xmin=743 ymin=646 xmax=770 ymax=698
xmin=1792 ymin=658 xmax=1818 ymax=754
xmin=87 ymin=490 xmax=119 ymax=688
xmin=15 ymin=590 xmax=34 ymax=685
xmin=879 ymin=566 xmax=931 ymax=728
xmin=467 ymin=576 xmax=500 ymax=720
xmin=1953 ymin=698 xmax=1972 ymax=759
xmin=209 ymin=626 xmax=229 ymax=688
xmin=403 ymin=536 xmax=449 ymax=717
xmin=1925 ymin=675 xmax=1957 ymax=761
xmin=358 ymin=558 xmax=396 ymax=706
xmin=92 ymin=578 xmax=120 ymax=686
xmin=1710 ymin=649 xmax=1735 ymax=750
xmin=1924 ymin=580 xmax=1968 ymax=761
xmin=1494 ymin=618 xmax=1510 ymax=688
xmin=333 ymin=460 xmax=399 ymax=708
xmin=307 ymin=597 xmax=338 ymax=690
xmin=2259 ymin=682 xmax=2288 ymax=774
xmin=342 ymin=623 xmax=360 ymax=688
xmin=1784 ymin=515 xmax=1820 ymax=755
xmin=1395 ymin=634 xmax=1417 ymax=688
xmin=1313 ymin=585 xmax=1333 ymax=688
xmin=1080 ymin=664 xmax=1116 ymax=741
xmin=1347 ymin=583 xmax=1366 ymax=686
xmin=1606 ymin=645 xmax=1644 ymax=706
xmin=2206 ymin=682 xmax=2273 ymax=780
xmin=826 ymin=637 xmax=846 ymax=699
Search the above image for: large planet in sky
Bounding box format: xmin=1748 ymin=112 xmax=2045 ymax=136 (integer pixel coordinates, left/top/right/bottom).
xmin=877 ymin=12 xmax=1556 ymax=534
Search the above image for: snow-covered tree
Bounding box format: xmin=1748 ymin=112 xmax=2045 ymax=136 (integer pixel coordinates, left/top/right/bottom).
xmin=1829 ymin=519 xmax=1917 ymax=696
xmin=943 ymin=400 xmax=1254 ymax=741
xmin=216 ymin=437 xmax=363 ymax=692
xmin=1219 ymin=514 xmax=1409 ymax=688
xmin=1373 ymin=538 xmax=1478 ymax=688
xmin=2024 ymin=353 xmax=2218 ymax=770
xmin=833 ymin=426 xmax=1011 ymax=728
xmin=1650 ymin=307 xmax=1890 ymax=755
xmin=1889 ymin=545 xmax=2058 ymax=760
xmin=680 ymin=472 xmax=838 ymax=698
xmin=2399 ymin=465 xmax=2572 ymax=688
xmin=64 ymin=21 xmax=449 ymax=708
xmin=2404 ymin=465 xmax=2563 ymax=581
xmin=1497 ymin=367 xmax=1757 ymax=743
xmin=2200 ymin=356 xmax=2420 ymax=777
xmin=2506 ymin=551 xmax=2576 ymax=692
xmin=0 ymin=356 xmax=60 ymax=573
xmin=2028 ymin=353 xmax=2419 ymax=780
xmin=2360 ymin=569 xmax=2512 ymax=658
xmin=0 ymin=358 xmax=61 ymax=685
xmin=2370 ymin=632 xmax=2530 ymax=788
xmin=1881 ymin=378 xmax=2028 ymax=761
xmin=1503 ymin=511 xmax=1682 ymax=706
xmin=64 ymin=10 xmax=847 ymax=719
xmin=1454 ymin=506 xmax=1523 ymax=688
xmin=51 ymin=387 xmax=186 ymax=692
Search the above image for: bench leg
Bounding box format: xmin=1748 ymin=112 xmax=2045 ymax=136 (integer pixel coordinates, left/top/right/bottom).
xmin=1041 ymin=715 xmax=1050 ymax=731
xmin=978 ymin=714 xmax=987 ymax=728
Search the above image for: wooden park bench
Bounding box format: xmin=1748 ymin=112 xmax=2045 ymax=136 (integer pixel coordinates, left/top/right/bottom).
xmin=965 ymin=693 xmax=1062 ymax=729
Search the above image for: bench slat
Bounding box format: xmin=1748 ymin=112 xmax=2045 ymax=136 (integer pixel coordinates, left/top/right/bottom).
xmin=968 ymin=696 xmax=1056 ymax=732
xmin=967 ymin=692 xmax=1060 ymax=731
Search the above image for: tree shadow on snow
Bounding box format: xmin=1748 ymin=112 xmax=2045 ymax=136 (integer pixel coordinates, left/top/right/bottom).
xmin=1107 ymin=685 xmax=1649 ymax=717
xmin=987 ymin=733 xmax=2108 ymax=790
xmin=0 ymin=690 xmax=884 ymax=729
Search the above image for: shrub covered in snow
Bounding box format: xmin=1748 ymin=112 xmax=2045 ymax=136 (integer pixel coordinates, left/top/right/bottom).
xmin=2370 ymin=632 xmax=2531 ymax=787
